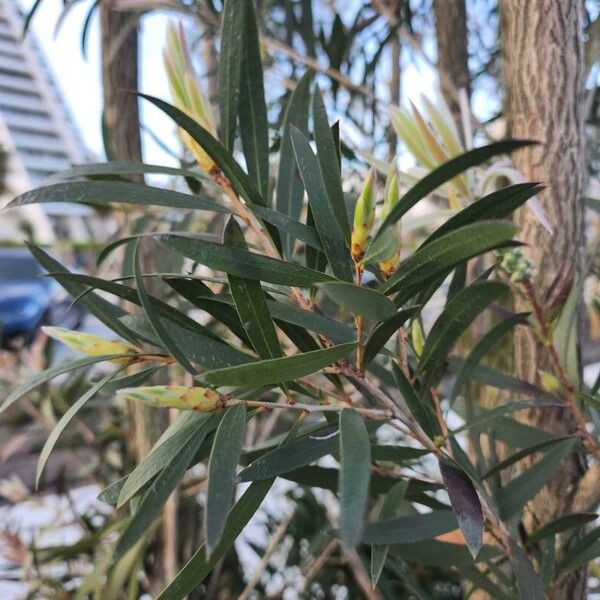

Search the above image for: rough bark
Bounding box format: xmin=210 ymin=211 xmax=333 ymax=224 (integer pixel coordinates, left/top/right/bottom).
xmin=100 ymin=1 xmax=175 ymax=592
xmin=434 ymin=0 xmax=470 ymax=131
xmin=501 ymin=1 xmax=587 ymax=598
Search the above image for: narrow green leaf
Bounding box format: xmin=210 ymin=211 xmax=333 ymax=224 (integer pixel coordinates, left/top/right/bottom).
xmin=239 ymin=0 xmax=269 ymax=197
xmin=418 ymin=281 xmax=507 ymax=388
xmin=218 ymin=0 xmax=244 ymax=152
xmin=239 ymin=424 xmax=338 ymax=481
xmin=361 ymin=511 xmax=458 ymax=545
xmin=117 ymin=412 xmax=214 ymax=507
xmin=450 ymin=313 xmax=529 ymax=402
xmin=37 ymin=367 xmax=125 ymax=487
xmin=390 ymin=540 xmax=500 ymax=567
xmin=391 ymin=361 xmax=438 ymax=438
xmin=275 ymin=70 xmax=312 ymax=256
xmin=371 ymin=482 xmax=409 ymax=585
xmin=157 ymin=233 xmax=335 ymax=287
xmin=43 ymin=160 xmax=210 ymax=184
xmin=164 ymin=277 xmax=252 ymax=345
xmin=157 ymin=479 xmax=272 ymax=600
xmin=121 ymin=315 xmax=254 ymax=368
xmin=52 ymin=272 xmax=220 ymax=341
xmin=421 ymin=183 xmax=542 ymax=247
xmin=339 ymin=408 xmax=371 ymax=548
xmin=312 ymin=88 xmax=350 ymax=239
xmin=206 ymin=404 xmax=247 ymax=555
xmin=114 ymin=418 xmax=214 ymax=559
xmin=7 ymin=181 xmax=227 ymax=213
xmin=363 ymin=306 xmax=420 ymax=367
xmin=318 ymin=281 xmax=396 ymax=320
xmin=224 ymin=217 xmax=282 ymax=360
xmin=139 ymin=94 xmax=267 ymax=209
xmin=133 ymin=240 xmax=197 ymax=374
xmin=528 ymin=513 xmax=597 ymax=545
xmin=373 ymin=140 xmax=536 ymax=242
xmin=482 ymin=435 xmax=577 ymax=480
xmin=382 ymin=221 xmax=517 ymax=296
xmin=28 ymin=245 xmax=139 ymax=344
xmin=291 ymin=126 xmax=353 ymax=281
xmin=200 ymin=342 xmax=355 ymax=388
xmin=509 ymin=540 xmax=545 ymax=600
xmin=1 ymin=354 xmax=128 ymax=415
xmin=497 ymin=437 xmax=576 ymax=520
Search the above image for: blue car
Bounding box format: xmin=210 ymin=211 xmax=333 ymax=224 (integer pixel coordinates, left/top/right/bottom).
xmin=0 ymin=248 xmax=84 ymax=346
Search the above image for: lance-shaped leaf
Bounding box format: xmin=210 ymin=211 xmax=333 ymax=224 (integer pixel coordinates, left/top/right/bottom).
xmin=318 ymin=281 xmax=396 ymax=321
xmin=114 ymin=415 xmax=216 ymax=559
xmin=218 ymin=0 xmax=243 ymax=152
xmin=205 ymin=404 xmax=247 ymax=556
xmin=157 ymin=233 xmax=335 ymax=287
xmin=312 ymin=88 xmax=350 ymax=239
xmin=382 ymin=221 xmax=517 ymax=296
xmin=199 ymin=342 xmax=356 ymax=388
xmin=238 ymin=0 xmax=269 ymax=197
xmin=37 ymin=366 xmax=125 ymax=488
xmin=497 ymin=437 xmax=577 ymax=520
xmin=28 ymin=244 xmax=139 ymax=344
xmin=371 ymin=481 xmax=409 ymax=585
xmin=418 ymin=281 xmax=508 ymax=389
xmin=420 ymin=183 xmax=543 ymax=247
xmin=372 ymin=139 xmax=536 ymax=243
xmin=117 ymin=412 xmax=214 ymax=506
xmin=43 ymin=160 xmax=211 ymax=184
xmin=7 ymin=181 xmax=227 ymax=213
xmin=528 ymin=513 xmax=598 ymax=546
xmin=439 ymin=459 xmax=483 ymax=558
xmin=239 ymin=424 xmax=339 ymax=481
xmin=509 ymin=540 xmax=545 ymax=600
xmin=276 ymin=70 xmax=312 ymax=256
xmin=291 ymin=126 xmax=353 ymax=281
xmin=224 ymin=217 xmax=282 ymax=360
xmin=0 ymin=354 xmax=130 ymax=415
xmin=133 ymin=240 xmax=197 ymax=374
xmin=361 ymin=511 xmax=458 ymax=545
xmin=391 ymin=361 xmax=439 ymax=438
xmin=450 ymin=313 xmax=529 ymax=402
xmin=158 ymin=479 xmax=273 ymax=600
xmin=339 ymin=408 xmax=371 ymax=548
xmin=363 ymin=306 xmax=420 ymax=367
xmin=52 ymin=272 xmax=221 ymax=341
xmin=139 ymin=94 xmax=267 ymax=211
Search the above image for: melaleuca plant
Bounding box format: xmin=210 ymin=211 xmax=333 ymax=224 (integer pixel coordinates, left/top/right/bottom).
xmin=2 ymin=4 xmax=594 ymax=599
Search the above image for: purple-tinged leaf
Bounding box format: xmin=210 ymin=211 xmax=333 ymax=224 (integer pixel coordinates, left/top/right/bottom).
xmin=439 ymin=459 xmax=483 ymax=558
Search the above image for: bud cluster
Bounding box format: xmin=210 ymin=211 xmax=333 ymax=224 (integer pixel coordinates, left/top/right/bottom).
xmin=495 ymin=248 xmax=533 ymax=283
xmin=164 ymin=21 xmax=217 ymax=173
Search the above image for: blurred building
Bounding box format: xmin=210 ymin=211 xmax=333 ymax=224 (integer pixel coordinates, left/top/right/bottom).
xmin=0 ymin=0 xmax=104 ymax=244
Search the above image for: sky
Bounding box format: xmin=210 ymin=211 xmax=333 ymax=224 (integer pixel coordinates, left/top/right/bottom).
xmin=21 ymin=0 xmax=178 ymax=166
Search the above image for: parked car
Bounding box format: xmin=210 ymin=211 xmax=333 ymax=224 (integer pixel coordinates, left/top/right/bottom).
xmin=0 ymin=248 xmax=84 ymax=346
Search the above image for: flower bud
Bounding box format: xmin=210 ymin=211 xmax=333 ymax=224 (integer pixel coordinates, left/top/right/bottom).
xmin=411 ymin=320 xmax=425 ymax=358
xmin=351 ymin=169 xmax=375 ymax=262
xmin=164 ymin=21 xmax=216 ymax=173
xmin=117 ymin=385 xmax=223 ymax=412
xmin=42 ymin=326 xmax=137 ymax=360
xmin=378 ymin=170 xmax=401 ymax=277
xmin=539 ymin=370 xmax=561 ymax=393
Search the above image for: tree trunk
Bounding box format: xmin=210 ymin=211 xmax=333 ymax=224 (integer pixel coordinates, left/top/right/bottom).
xmin=100 ymin=2 xmax=176 ymax=592
xmin=434 ymin=0 xmax=470 ymax=132
xmin=501 ymin=1 xmax=587 ymax=598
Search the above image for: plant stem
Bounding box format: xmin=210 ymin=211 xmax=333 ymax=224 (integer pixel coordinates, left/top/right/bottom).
xmin=227 ymin=398 xmax=394 ymax=420
xmin=354 ymin=263 xmax=365 ymax=376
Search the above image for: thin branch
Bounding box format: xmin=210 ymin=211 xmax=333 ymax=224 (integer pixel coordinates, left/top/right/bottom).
xmin=238 ymin=512 xmax=293 ymax=600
